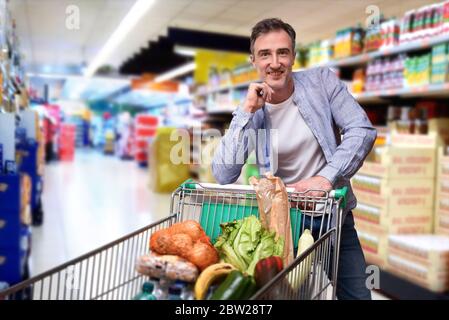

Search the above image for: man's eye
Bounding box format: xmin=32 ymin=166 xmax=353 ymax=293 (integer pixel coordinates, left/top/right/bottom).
xmin=261 ymin=52 xmax=269 ymax=57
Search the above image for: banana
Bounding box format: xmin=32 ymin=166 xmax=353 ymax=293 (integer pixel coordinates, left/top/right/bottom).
xmin=194 ymin=263 xmax=237 ymax=300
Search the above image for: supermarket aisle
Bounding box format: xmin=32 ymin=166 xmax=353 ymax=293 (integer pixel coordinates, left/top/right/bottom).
xmin=30 ymin=149 xmax=171 ymax=276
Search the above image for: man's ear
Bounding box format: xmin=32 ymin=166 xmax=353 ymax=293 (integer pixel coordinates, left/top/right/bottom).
xmin=250 ymin=54 xmax=255 ymax=68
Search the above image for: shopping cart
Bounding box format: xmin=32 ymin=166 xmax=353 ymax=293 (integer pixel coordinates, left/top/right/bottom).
xmin=0 ymin=181 xmax=346 ymax=300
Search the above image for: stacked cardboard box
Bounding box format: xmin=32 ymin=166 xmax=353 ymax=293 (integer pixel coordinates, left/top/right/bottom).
xmin=353 ymin=133 xmax=438 ymax=268
xmin=386 ymin=235 xmax=449 ymax=292
xmin=435 ymin=147 xmax=449 ymax=236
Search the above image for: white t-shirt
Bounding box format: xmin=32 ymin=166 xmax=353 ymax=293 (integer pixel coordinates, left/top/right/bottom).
xmin=265 ymin=92 xmax=327 ymax=184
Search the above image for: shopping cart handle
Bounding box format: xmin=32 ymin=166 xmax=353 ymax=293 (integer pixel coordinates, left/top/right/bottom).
xmin=181 ymin=179 xmax=197 ymax=190
xmin=331 ymin=186 xmax=347 ymax=208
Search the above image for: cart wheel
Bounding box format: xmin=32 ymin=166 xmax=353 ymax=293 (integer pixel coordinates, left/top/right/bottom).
xmin=32 ymin=199 xmax=44 ymax=226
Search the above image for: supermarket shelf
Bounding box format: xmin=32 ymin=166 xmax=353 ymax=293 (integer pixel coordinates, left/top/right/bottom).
xmin=378 ymin=269 xmax=449 ymax=300
xmin=197 ymin=80 xmax=255 ymax=97
xmin=196 ymin=69 xmax=305 ymax=97
xmin=354 ymin=83 xmax=449 ymax=103
xmin=207 ymin=106 xmax=236 ymax=114
xmin=322 ymin=33 xmax=449 ymax=69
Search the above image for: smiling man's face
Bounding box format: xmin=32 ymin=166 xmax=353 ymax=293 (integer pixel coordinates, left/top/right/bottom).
xmin=251 ymin=29 xmax=296 ymax=91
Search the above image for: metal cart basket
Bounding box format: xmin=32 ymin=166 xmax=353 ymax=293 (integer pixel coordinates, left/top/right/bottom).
xmin=0 ymin=181 xmax=346 ymax=300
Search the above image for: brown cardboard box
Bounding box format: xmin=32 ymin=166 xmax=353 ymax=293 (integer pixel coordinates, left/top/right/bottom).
xmin=354 ymin=218 xmax=388 ymax=269
xmin=353 ymin=200 xmax=433 ymax=233
xmin=387 ymin=235 xmax=449 ymax=271
xmin=385 ymin=234 xmax=449 ymax=292
xmin=353 ymin=179 xmax=435 ymax=211
xmin=435 ymin=208 xmax=449 ymax=236
xmin=386 ymin=254 xmax=449 ymax=292
xmin=358 ymin=133 xmax=438 ymax=179
xmin=429 ymin=118 xmax=449 ymax=138
xmin=358 ymin=148 xmax=436 ymax=179
xmin=434 ymin=147 xmax=449 ymax=233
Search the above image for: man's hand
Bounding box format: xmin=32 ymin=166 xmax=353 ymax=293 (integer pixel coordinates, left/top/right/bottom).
xmin=287 ymin=176 xmax=333 ymax=197
xmin=243 ymin=82 xmax=275 ymax=113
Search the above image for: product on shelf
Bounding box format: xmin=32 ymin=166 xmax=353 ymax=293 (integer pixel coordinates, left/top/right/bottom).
xmin=231 ymin=64 xmax=258 ymax=85
xmin=400 ymin=2 xmax=449 ymax=43
xmin=352 ymin=68 xmax=365 ymax=93
xmin=431 ymin=42 xmax=449 ymax=83
xmin=307 ymin=40 xmax=333 ymax=66
xmin=134 ymin=114 xmax=158 ymax=166
xmin=58 ymin=123 xmax=76 ymax=161
xmin=364 ymin=24 xmax=382 ymax=52
xmin=380 ymin=19 xmax=400 ymax=50
xmin=334 ymin=26 xmax=364 ymax=59
xmin=365 ymin=55 xmax=406 ymax=92
xmin=404 ymin=52 xmax=432 ymax=87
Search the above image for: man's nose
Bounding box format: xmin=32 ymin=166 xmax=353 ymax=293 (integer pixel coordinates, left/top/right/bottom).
xmin=270 ymin=54 xmax=280 ymax=68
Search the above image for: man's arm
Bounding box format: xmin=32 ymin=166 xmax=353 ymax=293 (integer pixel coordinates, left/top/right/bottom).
xmin=316 ymin=67 xmax=377 ymax=185
xmin=212 ymin=82 xmax=274 ymax=184
xmin=211 ymin=107 xmax=257 ymax=184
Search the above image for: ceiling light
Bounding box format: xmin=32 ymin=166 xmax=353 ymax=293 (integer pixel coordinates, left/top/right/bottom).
xmin=154 ymin=62 xmax=196 ymax=83
xmin=174 ymin=46 xmax=197 ymax=57
xmin=84 ymin=0 xmax=157 ymax=77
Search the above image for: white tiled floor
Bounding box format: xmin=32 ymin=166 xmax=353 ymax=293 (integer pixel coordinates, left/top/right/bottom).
xmin=30 ymin=149 xmax=171 ymax=276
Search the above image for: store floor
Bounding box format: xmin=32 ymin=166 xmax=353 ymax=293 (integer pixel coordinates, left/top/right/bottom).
xmin=30 ymin=148 xmax=389 ymax=300
xmin=31 ymin=148 xmax=170 ymax=276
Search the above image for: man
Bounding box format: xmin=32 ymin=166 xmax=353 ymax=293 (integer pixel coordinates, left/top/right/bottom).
xmin=211 ymin=18 xmax=377 ymax=300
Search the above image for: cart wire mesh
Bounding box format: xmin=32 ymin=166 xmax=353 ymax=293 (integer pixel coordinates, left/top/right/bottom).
xmin=0 ymin=182 xmax=344 ymax=300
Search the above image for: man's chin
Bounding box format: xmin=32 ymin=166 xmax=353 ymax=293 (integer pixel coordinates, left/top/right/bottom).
xmin=265 ymin=79 xmax=285 ymax=90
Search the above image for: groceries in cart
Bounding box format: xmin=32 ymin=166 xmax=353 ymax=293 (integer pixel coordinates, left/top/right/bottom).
xmin=148 ymin=220 xmax=219 ymax=271
xmin=214 ymin=215 xmax=283 ymax=276
xmin=133 ymin=174 xmax=318 ymax=300
xmin=249 ymin=173 xmax=295 ymax=267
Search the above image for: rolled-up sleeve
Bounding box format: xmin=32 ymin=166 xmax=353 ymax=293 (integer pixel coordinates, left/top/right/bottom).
xmin=317 ymin=67 xmax=377 ymax=184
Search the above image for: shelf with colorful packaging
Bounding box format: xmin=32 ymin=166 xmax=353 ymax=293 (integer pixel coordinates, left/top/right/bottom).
xmin=0 ymin=0 xmax=35 ymax=289
xmin=0 ymin=115 xmax=34 ymax=288
xmin=134 ymin=114 xmax=158 ymax=167
xmin=294 ymin=1 xmax=449 ymax=104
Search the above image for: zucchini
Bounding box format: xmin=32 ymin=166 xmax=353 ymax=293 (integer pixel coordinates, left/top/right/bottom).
xmin=209 ymin=270 xmax=247 ymax=300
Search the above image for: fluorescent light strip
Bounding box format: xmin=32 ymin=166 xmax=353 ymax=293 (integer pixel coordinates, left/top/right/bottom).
xmin=84 ymin=0 xmax=156 ymax=77
xmin=154 ymin=62 xmax=196 ymax=83
xmin=174 ymin=45 xmax=197 ymax=57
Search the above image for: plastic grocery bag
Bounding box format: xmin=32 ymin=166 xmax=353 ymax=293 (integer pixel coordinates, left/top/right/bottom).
xmin=249 ymin=173 xmax=294 ymax=267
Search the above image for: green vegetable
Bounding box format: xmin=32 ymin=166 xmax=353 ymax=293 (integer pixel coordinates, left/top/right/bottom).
xmin=209 ymin=270 xmax=247 ymax=300
xmin=232 ymin=216 xmax=262 ymax=266
xmin=220 ymin=242 xmax=247 ymax=271
xmin=214 ymin=216 xmax=284 ymax=275
xmin=239 ymin=276 xmax=258 ymax=300
xmin=246 ymin=230 xmax=277 ymax=276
